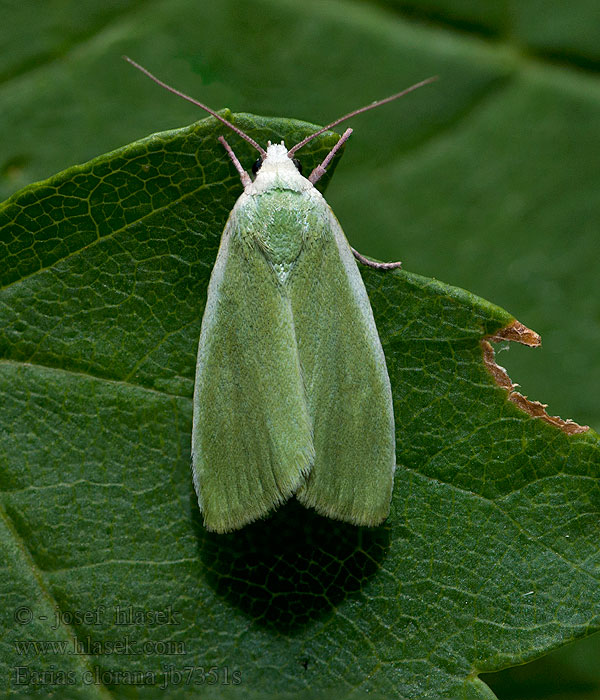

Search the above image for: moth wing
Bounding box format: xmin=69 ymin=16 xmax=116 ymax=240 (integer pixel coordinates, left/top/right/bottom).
xmin=290 ymin=205 xmax=396 ymax=526
xmin=191 ymin=212 xmax=314 ymax=533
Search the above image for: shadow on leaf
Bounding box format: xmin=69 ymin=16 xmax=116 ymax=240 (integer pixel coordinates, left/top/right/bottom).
xmin=196 ymin=498 xmax=390 ymax=632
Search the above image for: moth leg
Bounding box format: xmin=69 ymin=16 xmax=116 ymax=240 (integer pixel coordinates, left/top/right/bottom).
xmin=352 ymin=248 xmax=402 ymax=270
xmin=219 ymin=136 xmax=252 ymax=187
xmin=308 ymin=128 xmax=353 ymax=184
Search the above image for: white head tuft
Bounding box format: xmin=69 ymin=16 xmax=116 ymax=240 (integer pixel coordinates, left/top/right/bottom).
xmin=249 ymin=142 xmax=310 ymax=194
xmin=262 ymin=143 xmax=296 ymax=169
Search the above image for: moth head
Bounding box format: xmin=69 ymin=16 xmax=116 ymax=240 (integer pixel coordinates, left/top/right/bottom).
xmin=251 ymin=142 xmax=303 ymax=180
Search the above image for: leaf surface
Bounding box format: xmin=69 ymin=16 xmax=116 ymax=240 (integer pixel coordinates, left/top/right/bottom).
xmin=1 ymin=113 xmax=599 ymax=699
xmin=2 ymin=0 xmax=600 ymax=696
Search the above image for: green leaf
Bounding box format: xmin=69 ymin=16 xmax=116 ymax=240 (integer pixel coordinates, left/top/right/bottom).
xmin=2 ymin=0 xmax=600 ymax=696
xmin=1 ymin=110 xmax=599 ymax=699
xmin=2 ymin=0 xmax=598 ymax=441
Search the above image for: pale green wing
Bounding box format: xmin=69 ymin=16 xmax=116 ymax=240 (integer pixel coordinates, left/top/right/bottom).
xmin=290 ymin=204 xmax=396 ymax=526
xmin=191 ymin=208 xmax=314 ymax=533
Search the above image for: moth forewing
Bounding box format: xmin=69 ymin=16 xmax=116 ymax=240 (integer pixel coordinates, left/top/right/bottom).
xmin=289 ymin=202 xmax=396 ymax=526
xmin=191 ymin=183 xmax=314 ymax=533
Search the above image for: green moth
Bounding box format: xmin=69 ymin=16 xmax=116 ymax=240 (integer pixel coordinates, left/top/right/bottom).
xmin=125 ymin=58 xmax=435 ymax=533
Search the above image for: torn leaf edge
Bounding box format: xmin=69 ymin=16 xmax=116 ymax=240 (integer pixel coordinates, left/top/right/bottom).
xmin=482 ymin=320 xmax=588 ymax=435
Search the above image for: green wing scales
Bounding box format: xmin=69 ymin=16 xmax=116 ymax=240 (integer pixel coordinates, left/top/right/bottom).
xmin=192 ymin=186 xmax=395 ymax=532
xmin=191 ymin=204 xmax=314 ymax=533
xmin=289 ymin=205 xmax=396 ymax=526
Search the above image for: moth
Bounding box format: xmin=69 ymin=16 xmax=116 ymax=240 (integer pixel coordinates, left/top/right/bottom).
xmin=125 ymin=58 xmax=435 ymax=532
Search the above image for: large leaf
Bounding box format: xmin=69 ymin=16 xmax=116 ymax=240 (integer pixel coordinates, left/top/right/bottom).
xmin=1 ymin=0 xmax=598 ymax=442
xmin=1 ymin=111 xmax=599 ymax=699
xmin=2 ymin=0 xmax=599 ymax=697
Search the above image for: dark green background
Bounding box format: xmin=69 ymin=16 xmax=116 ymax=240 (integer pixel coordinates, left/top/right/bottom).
xmin=2 ymin=1 xmax=599 ymax=698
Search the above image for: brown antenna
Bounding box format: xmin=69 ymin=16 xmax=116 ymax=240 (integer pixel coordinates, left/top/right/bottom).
xmin=287 ymin=76 xmax=438 ymax=157
xmin=123 ymin=56 xmax=267 ymax=157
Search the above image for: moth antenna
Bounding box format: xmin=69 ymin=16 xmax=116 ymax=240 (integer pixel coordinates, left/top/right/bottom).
xmin=123 ymin=56 xmax=267 ymax=157
xmin=288 ymin=76 xmax=438 ymax=156
xmin=309 ymin=128 xmax=353 ymax=184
